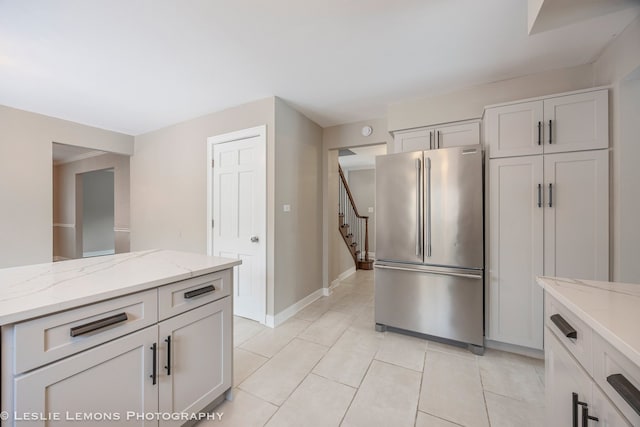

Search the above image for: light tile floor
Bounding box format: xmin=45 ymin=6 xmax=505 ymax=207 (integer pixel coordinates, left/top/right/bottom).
xmin=198 ymin=270 xmax=544 ymax=427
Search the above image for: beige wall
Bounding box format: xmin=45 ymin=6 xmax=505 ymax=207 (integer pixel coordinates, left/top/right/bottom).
xmin=0 ymin=105 xmax=134 ymax=268
xmin=53 ymin=152 xmax=130 ymax=259
xmin=387 ymin=64 xmax=595 ymax=132
xmin=132 ymin=97 xmax=324 ymax=319
xmin=131 ymin=97 xmax=276 ymax=314
xmin=131 ymin=97 xmax=275 ymax=254
xmin=322 ymin=118 xmax=392 ymax=285
xmin=345 ymin=168 xmax=376 ymax=253
xmin=273 ymin=98 xmax=323 ymax=313
xmin=593 ymin=16 xmax=640 ymax=283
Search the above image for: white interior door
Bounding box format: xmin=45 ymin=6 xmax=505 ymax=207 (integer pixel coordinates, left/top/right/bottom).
xmin=208 ymin=127 xmax=266 ymax=323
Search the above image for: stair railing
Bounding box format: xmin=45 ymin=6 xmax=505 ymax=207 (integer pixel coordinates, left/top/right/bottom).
xmin=338 ymin=165 xmax=370 ymax=268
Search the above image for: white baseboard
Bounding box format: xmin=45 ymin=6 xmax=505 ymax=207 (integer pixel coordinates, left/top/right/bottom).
xmin=83 ymin=249 xmax=116 ymax=258
xmin=485 ymin=339 xmax=544 ymax=359
xmin=264 ymin=315 xmax=275 ymax=328
xmin=330 ymin=266 xmax=356 ymax=289
xmin=266 ymin=288 xmax=325 ymax=328
xmin=53 ymin=223 xmax=75 ymax=228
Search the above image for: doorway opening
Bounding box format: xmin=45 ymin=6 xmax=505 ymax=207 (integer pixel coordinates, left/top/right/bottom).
xmin=52 ymin=142 xmax=130 ymax=261
xmin=78 ymin=168 xmax=115 ymax=258
xmin=329 ymin=143 xmax=387 ymax=283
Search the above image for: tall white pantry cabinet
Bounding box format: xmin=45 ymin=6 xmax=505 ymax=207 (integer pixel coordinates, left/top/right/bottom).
xmin=484 ymin=88 xmax=609 ymax=351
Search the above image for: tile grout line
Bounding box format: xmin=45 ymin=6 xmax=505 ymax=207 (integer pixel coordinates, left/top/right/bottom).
xmin=262 ymin=307 xmax=357 ymax=427
xmin=414 ymin=351 xmax=428 ymax=427
xmin=478 ymin=357 xmax=493 ymax=427
xmin=417 ymin=410 xmax=466 ymax=427
xmin=338 ymin=350 xmax=377 ymax=426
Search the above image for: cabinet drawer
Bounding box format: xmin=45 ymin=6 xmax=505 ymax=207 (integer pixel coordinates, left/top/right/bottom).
xmin=545 ymin=295 xmax=593 ymax=374
xmin=158 ymin=271 xmax=231 ymax=320
xmin=593 ymin=333 xmax=640 ymax=425
xmin=13 ymin=289 xmax=157 ymax=374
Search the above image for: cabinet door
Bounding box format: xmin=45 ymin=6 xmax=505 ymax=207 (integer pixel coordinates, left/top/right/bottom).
xmin=485 ymin=101 xmax=544 ymax=158
xmin=546 ymin=332 xmax=593 ymax=427
xmin=590 ymin=385 xmax=632 ymax=427
xmin=158 ymin=297 xmax=232 ymax=427
xmin=434 ymin=122 xmax=479 ymax=149
xmin=543 ymin=150 xmax=609 ymax=280
xmin=14 ymin=326 xmax=158 ymax=427
xmin=543 ymin=90 xmax=608 ymax=154
xmin=489 ymin=156 xmax=544 ymax=349
xmin=393 ymin=129 xmax=433 ymax=152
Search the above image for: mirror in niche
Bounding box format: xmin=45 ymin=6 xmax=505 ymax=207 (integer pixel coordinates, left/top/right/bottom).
xmin=52 ymin=142 xmax=130 ymax=261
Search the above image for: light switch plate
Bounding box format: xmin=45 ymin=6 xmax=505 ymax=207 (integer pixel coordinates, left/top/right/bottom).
xmin=283 ymin=204 xmax=291 ymax=212
xmin=368 ymin=207 xmax=374 ymax=213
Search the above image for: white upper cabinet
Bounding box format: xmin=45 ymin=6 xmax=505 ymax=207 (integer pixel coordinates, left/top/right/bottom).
xmin=485 ymin=101 xmax=544 ymax=158
xmin=485 ymin=89 xmax=608 ymax=158
xmin=436 ymin=121 xmax=480 ymax=149
xmin=393 ymin=121 xmax=479 ymax=153
xmin=393 ymin=128 xmax=432 ymax=152
xmin=543 ymin=90 xmax=609 ymax=154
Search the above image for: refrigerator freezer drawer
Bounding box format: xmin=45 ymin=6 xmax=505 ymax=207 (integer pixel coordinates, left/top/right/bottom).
xmin=374 ymin=264 xmax=484 ymax=346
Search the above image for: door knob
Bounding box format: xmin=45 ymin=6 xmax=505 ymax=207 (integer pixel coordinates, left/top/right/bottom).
xmin=250 ymin=236 xmax=259 ymax=243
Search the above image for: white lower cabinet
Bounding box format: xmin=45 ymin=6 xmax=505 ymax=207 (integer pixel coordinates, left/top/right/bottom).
xmin=158 ymin=298 xmax=232 ymax=427
xmin=6 ymin=279 xmax=233 ymax=427
xmin=15 ymin=326 xmax=158 ymax=427
xmin=547 ymin=332 xmax=629 ymax=426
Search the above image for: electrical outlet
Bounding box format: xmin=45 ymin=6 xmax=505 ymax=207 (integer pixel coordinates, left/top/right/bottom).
xmin=368 ymin=207 xmax=374 ymax=213
xmin=283 ymin=204 xmax=291 ymax=212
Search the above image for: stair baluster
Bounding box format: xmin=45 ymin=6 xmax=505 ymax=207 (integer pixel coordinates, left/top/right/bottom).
xmin=337 ymin=165 xmax=373 ymax=270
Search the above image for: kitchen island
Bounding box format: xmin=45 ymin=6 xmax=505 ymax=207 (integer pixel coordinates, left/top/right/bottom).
xmin=0 ymin=249 xmax=240 ymax=426
xmin=538 ymin=276 xmax=640 ymax=426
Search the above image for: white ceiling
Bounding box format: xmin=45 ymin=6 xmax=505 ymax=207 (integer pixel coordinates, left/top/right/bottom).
xmin=0 ymin=1 xmax=638 ymax=135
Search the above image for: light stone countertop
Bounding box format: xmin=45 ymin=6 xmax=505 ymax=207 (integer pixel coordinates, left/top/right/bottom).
xmin=0 ymin=249 xmax=241 ymax=325
xmin=537 ymin=276 xmax=640 ymax=368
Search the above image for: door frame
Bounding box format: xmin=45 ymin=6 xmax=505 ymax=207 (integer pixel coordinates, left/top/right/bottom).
xmin=206 ymin=125 xmax=267 ymax=323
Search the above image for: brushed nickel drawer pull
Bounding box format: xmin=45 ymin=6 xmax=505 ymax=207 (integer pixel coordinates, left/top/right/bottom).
xmin=550 ymin=314 xmax=577 ymax=339
xmin=70 ymin=312 xmax=128 ymax=337
xmin=184 ymin=285 xmax=216 ymax=299
xmin=607 ymin=374 xmax=640 ymax=417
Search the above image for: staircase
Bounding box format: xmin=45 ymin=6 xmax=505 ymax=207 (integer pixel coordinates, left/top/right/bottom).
xmin=338 ymin=165 xmax=374 ymax=270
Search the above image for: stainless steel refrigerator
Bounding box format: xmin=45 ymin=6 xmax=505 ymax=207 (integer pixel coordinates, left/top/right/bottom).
xmin=374 ymin=145 xmax=484 ymax=353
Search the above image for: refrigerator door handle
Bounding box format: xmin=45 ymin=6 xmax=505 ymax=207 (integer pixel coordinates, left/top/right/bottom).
xmin=375 ymin=264 xmax=483 ymax=280
xmin=415 ymin=158 xmax=422 ymax=256
xmin=426 ymin=157 xmax=432 ymax=257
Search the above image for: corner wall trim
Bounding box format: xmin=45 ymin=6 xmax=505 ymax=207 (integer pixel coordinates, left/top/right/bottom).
xmin=267 ymin=288 xmax=325 ymax=328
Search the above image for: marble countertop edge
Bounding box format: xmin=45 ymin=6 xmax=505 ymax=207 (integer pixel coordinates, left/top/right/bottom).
xmin=0 ymin=250 xmax=241 ymax=325
xmin=537 ymin=276 xmax=640 ymax=368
